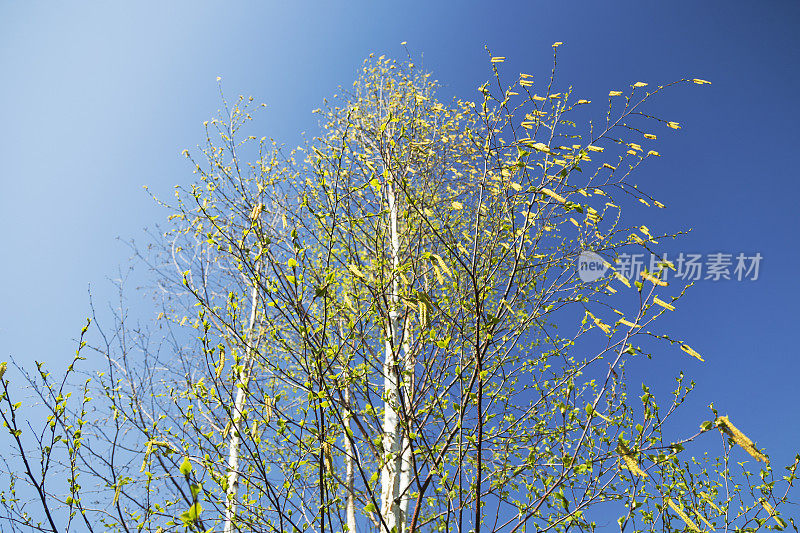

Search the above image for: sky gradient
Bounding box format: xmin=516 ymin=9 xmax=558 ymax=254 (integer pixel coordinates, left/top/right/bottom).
xmin=1 ymin=0 xmax=799 ymax=488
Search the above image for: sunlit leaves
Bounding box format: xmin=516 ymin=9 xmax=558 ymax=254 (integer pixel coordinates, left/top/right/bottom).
xmin=0 ymin=49 xmax=791 ymax=533
xmin=680 ymin=343 xmax=704 ymax=362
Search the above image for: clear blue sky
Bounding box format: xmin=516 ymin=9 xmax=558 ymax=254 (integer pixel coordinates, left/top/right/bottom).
xmin=1 ymin=0 xmax=798 ymax=473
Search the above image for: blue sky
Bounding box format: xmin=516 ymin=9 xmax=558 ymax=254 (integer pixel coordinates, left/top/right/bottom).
xmin=1 ymin=0 xmax=798 ymax=487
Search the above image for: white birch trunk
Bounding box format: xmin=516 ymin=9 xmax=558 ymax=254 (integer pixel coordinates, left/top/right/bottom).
xmin=345 ymin=383 xmax=357 ymax=533
xmin=380 ymin=179 xmax=404 ymax=533
xmin=223 ymin=281 xmax=260 ymax=533
xmin=337 ymin=318 xmax=358 ymax=533
xmin=398 ymin=321 xmax=414 ymax=528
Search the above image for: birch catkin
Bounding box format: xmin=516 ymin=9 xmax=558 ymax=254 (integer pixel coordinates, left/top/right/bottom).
xmin=617 ymin=442 xmax=646 ymax=478
xmin=716 ymin=415 xmax=768 ymax=463
xmin=666 ymin=498 xmax=699 ymax=532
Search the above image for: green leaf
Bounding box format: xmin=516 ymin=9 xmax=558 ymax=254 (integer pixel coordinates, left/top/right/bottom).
xmin=554 ymin=491 xmax=569 ymax=510
xmin=180 ymin=502 xmax=203 ymax=525
xmin=573 ymin=462 xmax=591 ymax=475
xmin=179 ymin=456 xmax=193 ymax=476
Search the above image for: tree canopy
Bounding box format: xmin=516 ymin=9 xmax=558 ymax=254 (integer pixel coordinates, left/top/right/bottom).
xmin=0 ymin=48 xmax=796 ymax=533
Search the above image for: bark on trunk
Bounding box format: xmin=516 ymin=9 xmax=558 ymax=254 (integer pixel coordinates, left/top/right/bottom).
xmin=345 ymin=383 xmax=357 ymax=533
xmin=380 ymin=179 xmax=405 ymax=533
xmin=338 ymin=318 xmax=358 ymax=533
xmin=223 ymin=281 xmax=260 ymax=533
xmin=398 ymin=316 xmax=414 ymax=527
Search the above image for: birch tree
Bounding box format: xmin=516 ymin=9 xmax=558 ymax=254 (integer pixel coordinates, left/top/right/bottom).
xmin=0 ymin=49 xmax=797 ymax=533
